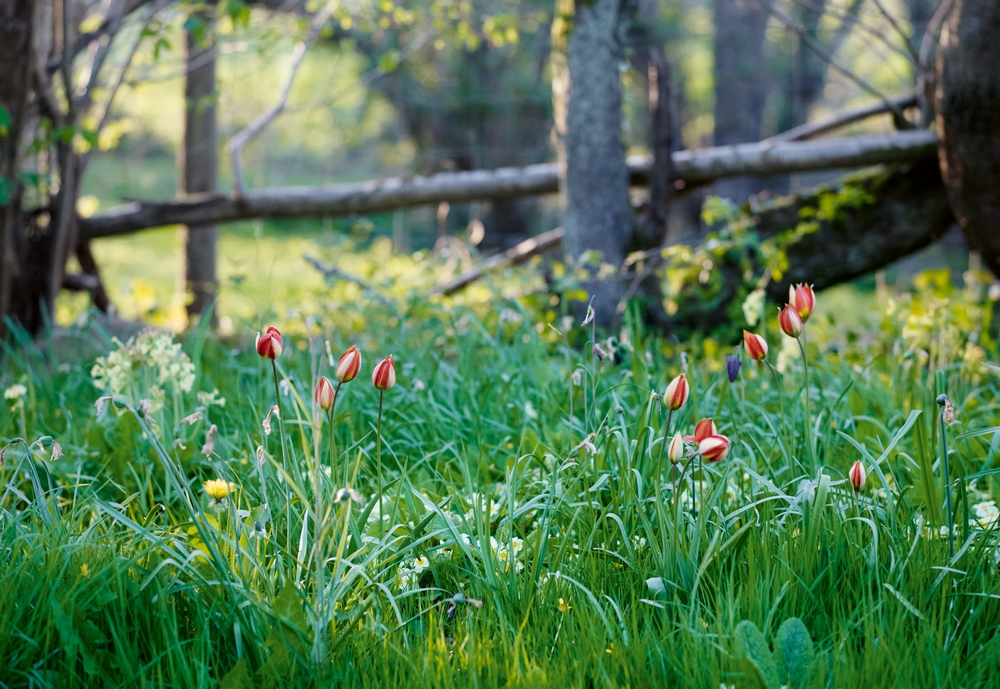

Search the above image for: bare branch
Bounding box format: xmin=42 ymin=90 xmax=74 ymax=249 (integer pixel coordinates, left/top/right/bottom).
xmin=228 ymin=5 xmax=336 ymax=197
xmin=765 ymin=93 xmax=918 ymax=143
xmin=919 ymin=0 xmax=955 ymax=69
xmin=438 ymin=228 xmax=566 ymax=296
xmin=303 ymin=255 xmax=392 ymax=305
xmin=80 ymin=131 xmax=938 ymax=239
xmin=757 ymin=0 xmax=909 ymax=122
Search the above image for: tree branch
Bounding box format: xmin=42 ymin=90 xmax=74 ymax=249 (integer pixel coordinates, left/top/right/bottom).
xmin=437 ymin=227 xmax=566 ymax=296
xmin=765 ymin=93 xmax=918 ymax=143
xmin=80 ymin=130 xmax=938 ymax=239
xmin=757 ymin=0 xmax=910 ymax=122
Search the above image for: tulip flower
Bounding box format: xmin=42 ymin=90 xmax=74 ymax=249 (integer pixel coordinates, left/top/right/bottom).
xmin=685 ymin=418 xmax=717 ymax=443
xmin=372 ymin=355 xmax=397 ymax=391
xmin=743 ymin=331 xmax=768 ymax=361
xmin=256 ymin=326 xmax=283 ymax=359
xmin=698 ymin=434 xmax=731 ymax=463
xmin=335 ymin=345 xmax=362 ymax=383
xmin=663 ymin=373 xmax=689 ymax=411
xmin=848 ymin=460 xmax=866 ymax=493
xmin=667 ymin=432 xmax=685 ymax=464
xmin=314 ymin=376 xmax=335 ymax=411
xmin=778 ymin=304 xmax=803 ymax=338
xmin=789 ymin=283 xmax=816 ymax=322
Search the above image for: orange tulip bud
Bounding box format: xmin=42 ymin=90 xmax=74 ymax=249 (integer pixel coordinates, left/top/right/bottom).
xmin=789 ymin=283 xmax=816 ymax=321
xmin=698 ymin=434 xmax=731 ymax=463
xmin=849 ymin=460 xmax=866 ymax=493
xmin=778 ymin=304 xmax=803 ymax=338
xmin=663 ymin=373 xmax=689 ymax=411
xmin=256 ymin=327 xmax=283 ymax=359
xmin=335 ymin=345 xmax=362 ymax=383
xmin=742 ymin=331 xmax=768 ymax=360
xmin=314 ymin=376 xmax=336 ymax=411
xmin=372 ymin=355 xmax=396 ymax=391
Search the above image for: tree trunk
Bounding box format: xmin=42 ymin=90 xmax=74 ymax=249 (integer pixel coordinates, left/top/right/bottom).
xmin=935 ymin=0 xmax=1000 ymax=277
xmin=713 ymin=0 xmax=770 ymax=203
xmin=0 ymin=0 xmax=35 ymax=337
xmin=181 ymin=13 xmax=219 ymax=322
xmin=555 ymin=0 xmax=634 ymax=325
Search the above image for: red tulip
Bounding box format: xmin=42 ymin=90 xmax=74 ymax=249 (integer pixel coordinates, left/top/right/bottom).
xmin=372 ymin=355 xmax=396 ymax=391
xmin=314 ymin=376 xmax=336 ymax=411
xmin=335 ymin=345 xmax=362 ymax=383
xmin=778 ymin=304 xmax=803 ymax=338
xmin=849 ymin=460 xmax=866 ymax=493
xmin=789 ymin=283 xmax=816 ymax=322
xmin=664 ymin=373 xmax=689 ymax=411
xmin=685 ymin=418 xmax=717 ymax=443
xmin=743 ymin=331 xmax=768 ymax=361
xmin=698 ymin=434 xmax=731 ymax=463
xmin=256 ymin=326 xmax=283 ymax=359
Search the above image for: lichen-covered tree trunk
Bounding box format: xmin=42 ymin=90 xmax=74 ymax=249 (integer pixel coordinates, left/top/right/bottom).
xmin=181 ymin=15 xmax=219 ymax=322
xmin=554 ymin=0 xmax=634 ymax=325
xmin=936 ymin=0 xmax=1000 ymax=277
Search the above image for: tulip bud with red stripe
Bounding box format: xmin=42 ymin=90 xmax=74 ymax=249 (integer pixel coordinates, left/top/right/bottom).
xmin=335 ymin=345 xmax=362 ymax=383
xmin=372 ymin=355 xmax=396 ymax=391
xmin=663 ymin=373 xmax=689 ymax=411
xmin=698 ymin=434 xmax=731 ymax=463
xmin=314 ymin=376 xmax=336 ymax=411
xmin=789 ymin=283 xmax=816 ymax=322
xmin=256 ymin=327 xmax=283 ymax=360
xmin=778 ymin=304 xmax=803 ymax=338
xmin=743 ymin=331 xmax=768 ymax=361
xmin=849 ymin=460 xmax=866 ymax=493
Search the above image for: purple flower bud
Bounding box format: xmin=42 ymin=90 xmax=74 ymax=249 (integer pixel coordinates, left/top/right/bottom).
xmin=725 ymin=355 xmax=741 ymax=383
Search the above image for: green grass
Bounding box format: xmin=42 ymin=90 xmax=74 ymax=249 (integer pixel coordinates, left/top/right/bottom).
xmin=4 ymin=275 xmax=1000 ymax=688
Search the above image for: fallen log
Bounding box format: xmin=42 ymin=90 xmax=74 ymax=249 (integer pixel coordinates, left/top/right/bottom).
xmin=80 ymin=131 xmax=937 ymax=240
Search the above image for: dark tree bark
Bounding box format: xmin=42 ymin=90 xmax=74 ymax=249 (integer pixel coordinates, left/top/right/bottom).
xmin=713 ymin=0 xmax=770 ymax=203
xmin=0 ymin=0 xmax=35 ymax=336
xmin=181 ymin=13 xmax=218 ymax=322
xmin=555 ymin=0 xmax=634 ymax=325
xmin=935 ymin=0 xmax=1000 ymax=277
xmin=629 ymin=0 xmax=673 ymax=251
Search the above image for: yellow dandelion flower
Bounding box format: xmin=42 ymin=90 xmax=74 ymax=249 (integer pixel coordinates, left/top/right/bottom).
xmin=81 ymin=564 xmax=90 ymax=577
xmin=558 ymin=597 xmax=571 ymax=613
xmin=203 ymin=479 xmax=235 ymax=501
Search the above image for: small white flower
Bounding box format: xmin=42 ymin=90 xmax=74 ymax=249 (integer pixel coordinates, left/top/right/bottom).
xmin=4 ymin=384 xmax=27 ymax=401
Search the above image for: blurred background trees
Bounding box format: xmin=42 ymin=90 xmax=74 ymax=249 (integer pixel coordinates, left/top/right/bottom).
xmin=0 ymin=0 xmax=996 ymax=335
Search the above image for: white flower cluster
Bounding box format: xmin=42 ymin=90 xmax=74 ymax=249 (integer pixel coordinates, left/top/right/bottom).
xmin=91 ymin=330 xmax=195 ymax=407
xmin=4 ymin=384 xmax=27 ymax=404
xmin=972 ymin=500 xmax=999 ymax=529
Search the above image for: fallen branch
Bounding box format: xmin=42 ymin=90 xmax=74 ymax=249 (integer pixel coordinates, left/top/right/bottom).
xmin=80 ymin=130 xmax=937 ymax=239
xmin=438 ymin=227 xmax=566 ymax=296
xmin=302 ymin=255 xmax=391 ymax=305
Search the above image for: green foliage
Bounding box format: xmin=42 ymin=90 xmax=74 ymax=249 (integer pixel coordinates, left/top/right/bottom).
xmin=5 ymin=266 xmax=1000 ymax=687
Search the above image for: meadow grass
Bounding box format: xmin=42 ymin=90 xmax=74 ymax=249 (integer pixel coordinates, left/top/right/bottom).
xmin=3 ymin=279 xmax=1000 ymax=688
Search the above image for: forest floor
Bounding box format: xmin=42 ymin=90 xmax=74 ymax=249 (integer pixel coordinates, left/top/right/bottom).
xmin=4 ymin=261 xmax=1000 ymax=688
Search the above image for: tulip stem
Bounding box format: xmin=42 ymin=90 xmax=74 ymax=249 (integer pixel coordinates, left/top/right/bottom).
xmin=272 ymin=359 xmax=292 ymax=548
xmin=795 ymin=335 xmax=816 ymax=473
xmin=376 ymin=390 xmax=384 ymax=536
xmin=763 ymin=360 xmax=787 ymax=446
xmin=656 ymin=408 xmax=674 ymax=491
xmin=938 ymin=395 xmax=955 ymax=558
xmin=330 ymin=382 xmax=342 ymax=483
